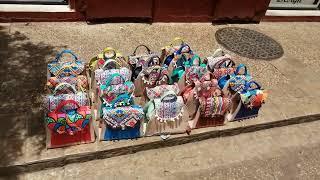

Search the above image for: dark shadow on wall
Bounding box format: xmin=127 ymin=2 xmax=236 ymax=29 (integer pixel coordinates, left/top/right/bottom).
xmin=0 ymin=25 xmax=60 ymax=178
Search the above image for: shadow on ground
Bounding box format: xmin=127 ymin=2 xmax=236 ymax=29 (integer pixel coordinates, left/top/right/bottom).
xmin=0 ymin=25 xmax=59 ymax=178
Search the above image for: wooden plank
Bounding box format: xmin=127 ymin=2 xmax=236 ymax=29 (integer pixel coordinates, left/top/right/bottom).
xmin=85 ymin=0 xmax=153 ymax=19
xmin=153 ymin=0 xmax=214 ymax=22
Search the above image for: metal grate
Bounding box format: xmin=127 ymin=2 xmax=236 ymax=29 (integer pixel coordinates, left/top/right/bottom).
xmin=215 ymin=27 xmax=284 ymax=60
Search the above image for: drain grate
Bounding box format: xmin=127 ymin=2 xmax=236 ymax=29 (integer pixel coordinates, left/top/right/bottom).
xmin=215 ymin=27 xmax=284 ymax=60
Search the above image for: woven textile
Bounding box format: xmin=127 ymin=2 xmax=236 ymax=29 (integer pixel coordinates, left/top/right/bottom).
xmin=153 ymin=92 xmax=184 ymax=122
xmin=95 ymin=67 xmax=132 ymax=85
xmin=128 ymin=45 xmax=160 ymax=81
xmin=47 ymin=75 xmax=88 ymax=93
xmin=48 ymin=50 xmax=85 ymax=77
xmin=206 ymin=54 xmax=235 ymax=71
xmin=46 ymin=100 xmax=91 ymax=135
xmin=89 ymin=47 xmax=130 ymax=71
xmin=199 ymin=97 xmax=231 ymax=117
xmin=146 ymin=84 xmax=179 ymax=100
xmin=185 ymin=66 xmax=207 ymax=85
xmin=45 ymin=92 xmax=89 ymax=112
xmin=99 ymin=82 xmax=135 ymax=104
xmin=102 ymin=105 xmax=144 ymax=130
xmin=139 ymin=66 xmax=169 ymax=86
xmin=239 ymin=81 xmax=267 ymax=108
xmin=193 ymin=73 xmax=220 ymax=99
xmin=218 ymin=64 xmax=252 ymax=92
xmin=213 ymin=68 xmax=235 ymax=80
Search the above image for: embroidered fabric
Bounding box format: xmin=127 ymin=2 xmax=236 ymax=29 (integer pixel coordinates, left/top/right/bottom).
xmin=99 ymin=82 xmax=135 ymax=104
xmin=146 ymin=84 xmax=180 ymax=100
xmin=48 ymin=50 xmax=85 ymax=78
xmin=185 ymin=66 xmax=207 ymax=85
xmin=46 ymin=100 xmax=91 ymax=135
xmin=46 ymin=92 xmax=89 ymax=112
xmin=102 ymin=105 xmax=144 ymax=130
xmin=95 ymin=67 xmax=132 ymax=85
xmin=139 ymin=66 xmax=169 ymax=87
xmin=206 ymin=54 xmax=235 ymax=72
xmin=218 ymin=64 xmax=252 ymax=93
xmin=47 ymin=75 xmax=88 ymax=93
xmin=199 ymin=96 xmax=231 ymax=117
xmin=239 ymin=81 xmax=267 ymax=108
xmin=153 ymin=91 xmax=184 ymax=123
xmin=193 ymin=73 xmax=220 ymax=99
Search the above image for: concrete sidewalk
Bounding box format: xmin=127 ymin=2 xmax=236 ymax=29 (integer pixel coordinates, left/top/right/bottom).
xmin=20 ymin=117 xmax=320 ymax=180
xmin=0 ymin=22 xmax=320 ymax=173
